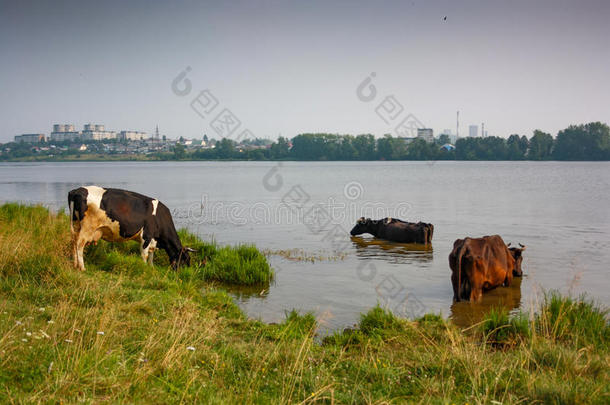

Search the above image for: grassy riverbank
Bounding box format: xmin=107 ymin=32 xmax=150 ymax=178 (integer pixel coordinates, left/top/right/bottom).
xmin=0 ymin=204 xmax=608 ymax=403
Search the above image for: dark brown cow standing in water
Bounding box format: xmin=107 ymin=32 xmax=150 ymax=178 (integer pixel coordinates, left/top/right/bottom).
xmin=350 ymin=217 xmax=434 ymax=245
xmin=68 ymin=186 xmax=193 ymax=271
xmin=449 ymin=235 xmax=525 ymax=302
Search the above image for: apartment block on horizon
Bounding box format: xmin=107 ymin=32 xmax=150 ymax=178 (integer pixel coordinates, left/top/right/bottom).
xmin=50 ymin=124 xmax=80 ymax=142
xmin=417 ymin=128 xmax=434 ymax=143
xmin=81 ymin=124 xmax=116 ymax=141
xmin=118 ymin=130 xmax=148 ymax=141
xmin=469 ymin=125 xmax=478 ymax=137
xmin=14 ymin=133 xmax=46 ymax=143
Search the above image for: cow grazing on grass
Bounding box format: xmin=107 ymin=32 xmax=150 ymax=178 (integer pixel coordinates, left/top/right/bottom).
xmin=68 ymin=186 xmax=193 ymax=271
xmin=449 ymin=235 xmax=525 ymax=302
xmin=350 ymin=217 xmax=434 ymax=245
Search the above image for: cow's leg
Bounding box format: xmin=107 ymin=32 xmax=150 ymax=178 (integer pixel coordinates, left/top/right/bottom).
xmin=503 ymin=268 xmax=513 ymax=287
xmin=76 ymin=235 xmax=88 ymax=271
xmin=72 ymin=233 xmax=79 ymax=268
xmin=469 ymin=278 xmax=483 ymax=302
xmin=451 ymin=271 xmax=460 ymax=301
xmin=75 ymin=228 xmax=102 ymax=271
xmin=147 ymin=248 xmax=154 ymax=265
xmin=140 ymin=235 xmax=157 ymax=266
xmin=140 ymin=238 xmax=150 ymax=264
xmin=146 ymin=239 xmax=157 ymax=265
xmin=469 ymin=264 xmax=484 ymax=302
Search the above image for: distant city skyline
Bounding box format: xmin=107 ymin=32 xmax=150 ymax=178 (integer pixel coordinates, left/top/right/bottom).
xmin=1 ymin=0 xmax=609 ymax=143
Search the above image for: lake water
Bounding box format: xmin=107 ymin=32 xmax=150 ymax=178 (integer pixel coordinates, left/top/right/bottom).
xmin=1 ymin=161 xmax=608 ymax=331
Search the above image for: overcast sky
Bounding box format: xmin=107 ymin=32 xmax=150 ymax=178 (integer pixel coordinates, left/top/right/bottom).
xmin=1 ymin=0 xmax=608 ymax=142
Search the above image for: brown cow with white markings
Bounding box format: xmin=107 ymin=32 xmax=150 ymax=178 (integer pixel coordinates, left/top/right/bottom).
xmin=68 ymin=186 xmax=192 ymax=271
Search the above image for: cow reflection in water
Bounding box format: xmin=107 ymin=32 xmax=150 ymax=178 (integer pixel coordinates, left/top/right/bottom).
xmin=449 ymin=276 xmax=523 ymax=329
xmin=350 ymin=236 xmax=433 ymax=264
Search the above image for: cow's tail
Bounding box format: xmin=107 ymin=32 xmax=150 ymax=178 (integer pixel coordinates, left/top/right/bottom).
xmin=69 ymin=200 xmax=74 ymax=233
xmin=456 ymin=245 xmax=465 ymax=301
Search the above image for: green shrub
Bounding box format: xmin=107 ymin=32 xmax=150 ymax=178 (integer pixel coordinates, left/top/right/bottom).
xmin=269 ymin=310 xmax=317 ymax=340
xmin=538 ymin=292 xmax=609 ymax=348
xmin=359 ymin=305 xmax=404 ymax=338
xmin=482 ymin=308 xmax=530 ymax=347
xmin=199 ymin=244 xmax=273 ymax=285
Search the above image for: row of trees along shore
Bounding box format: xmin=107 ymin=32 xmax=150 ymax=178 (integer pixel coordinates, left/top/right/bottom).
xmin=180 ymin=122 xmax=609 ymax=161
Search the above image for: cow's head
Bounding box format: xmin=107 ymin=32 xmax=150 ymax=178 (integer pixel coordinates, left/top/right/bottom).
xmin=508 ymin=243 xmax=526 ymax=276
xmin=171 ymin=247 xmax=195 ymax=269
xmin=350 ymin=217 xmax=373 ymax=236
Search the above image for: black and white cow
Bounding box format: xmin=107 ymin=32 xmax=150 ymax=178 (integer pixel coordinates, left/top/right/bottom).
xmin=68 ymin=186 xmax=192 ymax=271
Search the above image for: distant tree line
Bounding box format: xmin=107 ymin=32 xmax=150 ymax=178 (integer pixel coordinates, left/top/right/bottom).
xmin=3 ymin=122 xmax=609 ymax=161
xmin=173 ymin=121 xmax=609 ymax=161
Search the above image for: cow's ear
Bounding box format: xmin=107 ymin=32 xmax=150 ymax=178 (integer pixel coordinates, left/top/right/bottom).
xmin=357 ymin=217 xmax=365 ymax=223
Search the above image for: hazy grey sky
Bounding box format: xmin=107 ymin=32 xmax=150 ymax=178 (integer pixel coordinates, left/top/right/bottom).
xmin=1 ymin=0 xmax=609 ymax=142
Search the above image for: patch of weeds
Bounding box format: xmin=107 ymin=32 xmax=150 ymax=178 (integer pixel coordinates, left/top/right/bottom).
xmin=482 ymin=308 xmax=530 ymax=347
xmin=359 ymin=305 xmax=404 ymax=339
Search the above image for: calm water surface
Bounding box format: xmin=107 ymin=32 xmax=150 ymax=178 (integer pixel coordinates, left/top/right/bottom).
xmin=1 ymin=161 xmax=608 ymax=331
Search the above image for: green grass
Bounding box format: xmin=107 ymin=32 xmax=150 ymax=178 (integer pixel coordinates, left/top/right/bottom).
xmin=538 ymin=291 xmax=609 ymax=349
xmin=82 ymin=228 xmax=273 ymax=286
xmin=359 ymin=305 xmax=404 ymax=338
xmin=482 ymin=307 xmax=530 ymax=347
xmin=0 ymin=203 xmax=608 ymax=404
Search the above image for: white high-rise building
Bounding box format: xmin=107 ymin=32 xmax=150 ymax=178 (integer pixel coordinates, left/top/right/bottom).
xmin=14 ymin=133 xmax=46 ymax=143
xmin=50 ymin=124 xmax=80 ymax=142
xmin=81 ymin=124 xmax=116 ymax=140
xmin=417 ymin=128 xmax=434 ymax=143
xmin=119 ymin=130 xmax=148 ymax=141
xmin=469 ymin=125 xmax=478 ymax=137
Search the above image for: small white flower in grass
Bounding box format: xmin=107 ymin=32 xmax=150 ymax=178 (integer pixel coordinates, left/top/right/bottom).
xmin=47 ymin=320 xmax=54 ymax=324
xmin=65 ymin=339 xmax=73 ymax=343
xmin=187 ymin=346 xmax=196 ymax=351
xmin=97 ymin=331 xmax=104 ymax=335
xmin=21 ymin=338 xmax=28 ymax=343
xmin=26 ymin=332 xmax=32 ymax=337
xmin=39 ymin=330 xmax=50 ymax=339
xmin=15 ymin=320 xmax=22 ymax=326
xmin=38 ymin=308 xmax=45 ymax=312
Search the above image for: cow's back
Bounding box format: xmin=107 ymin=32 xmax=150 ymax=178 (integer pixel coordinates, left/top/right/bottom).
xmin=482 ymin=235 xmax=514 ymax=283
xmin=384 ymin=222 xmax=420 ymax=243
xmin=465 ymin=235 xmax=513 ymax=285
xmin=99 ymin=188 xmax=156 ymax=239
